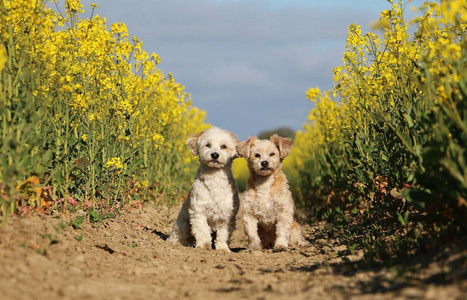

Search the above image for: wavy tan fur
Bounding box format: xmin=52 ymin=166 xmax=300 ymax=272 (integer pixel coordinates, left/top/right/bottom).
xmin=237 ymin=135 xmax=309 ymax=250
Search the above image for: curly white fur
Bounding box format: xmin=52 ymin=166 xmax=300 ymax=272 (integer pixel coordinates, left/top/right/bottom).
xmin=167 ymin=127 xmax=240 ymax=251
xmin=237 ymin=135 xmax=309 ymax=250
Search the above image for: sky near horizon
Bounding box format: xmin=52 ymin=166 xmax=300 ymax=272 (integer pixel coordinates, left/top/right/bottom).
xmin=77 ymin=0 xmax=426 ymax=139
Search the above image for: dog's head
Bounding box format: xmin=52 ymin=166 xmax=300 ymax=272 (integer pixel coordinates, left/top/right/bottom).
xmin=186 ymin=127 xmax=238 ymax=168
xmin=236 ymin=134 xmax=292 ymax=176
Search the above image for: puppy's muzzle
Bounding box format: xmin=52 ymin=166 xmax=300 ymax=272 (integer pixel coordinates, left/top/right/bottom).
xmin=260 ymin=161 xmax=273 ymax=172
xmin=211 ymin=152 xmax=220 ymax=160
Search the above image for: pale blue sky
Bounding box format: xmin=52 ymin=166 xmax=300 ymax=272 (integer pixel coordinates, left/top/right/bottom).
xmin=77 ymin=0 xmax=426 ymax=139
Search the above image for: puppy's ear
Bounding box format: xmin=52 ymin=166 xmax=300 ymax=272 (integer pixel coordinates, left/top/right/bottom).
xmin=231 ymin=134 xmax=240 ymax=159
xmin=227 ymin=132 xmax=240 ymax=160
xmin=228 ymin=132 xmax=238 ymax=142
xmin=186 ymin=132 xmax=203 ymax=156
xmin=270 ymin=134 xmax=293 ymax=158
xmin=236 ymin=137 xmax=256 ymax=158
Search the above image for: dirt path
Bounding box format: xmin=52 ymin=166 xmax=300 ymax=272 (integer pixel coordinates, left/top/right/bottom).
xmin=0 ymin=203 xmax=465 ymax=300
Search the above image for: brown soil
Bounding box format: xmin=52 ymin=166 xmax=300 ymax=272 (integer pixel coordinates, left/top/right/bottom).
xmin=0 ymin=203 xmax=465 ymax=300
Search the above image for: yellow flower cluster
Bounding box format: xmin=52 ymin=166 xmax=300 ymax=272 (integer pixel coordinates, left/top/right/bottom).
xmin=106 ymin=157 xmax=123 ymax=173
xmin=0 ymin=0 xmax=208 ymax=205
xmin=286 ymin=0 xmax=466 ymax=185
xmin=6 ymin=0 xmax=206 ymax=154
xmin=414 ymin=0 xmax=466 ymax=103
xmin=0 ymin=45 xmax=6 ymax=70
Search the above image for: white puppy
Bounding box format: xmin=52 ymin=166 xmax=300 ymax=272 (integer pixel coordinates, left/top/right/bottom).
xmin=168 ymin=127 xmax=240 ymax=251
xmin=237 ymin=135 xmax=309 ymax=250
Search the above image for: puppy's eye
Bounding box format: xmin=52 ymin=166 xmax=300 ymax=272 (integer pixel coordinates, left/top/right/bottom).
xmin=206 ymin=143 xmax=211 ymax=148
xmin=220 ymin=144 xmax=227 ymax=150
xmin=270 ymin=153 xmax=275 ymax=157
xmin=255 ymin=153 xmax=261 ymax=158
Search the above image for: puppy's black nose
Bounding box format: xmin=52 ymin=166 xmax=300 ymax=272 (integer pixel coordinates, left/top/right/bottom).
xmin=211 ymin=152 xmax=219 ymax=159
xmin=261 ymin=161 xmax=269 ymax=167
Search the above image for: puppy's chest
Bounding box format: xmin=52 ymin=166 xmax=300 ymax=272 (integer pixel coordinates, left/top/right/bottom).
xmin=203 ymin=176 xmax=232 ymax=196
xmin=194 ymin=176 xmax=235 ymax=209
xmin=251 ymin=182 xmax=277 ymax=223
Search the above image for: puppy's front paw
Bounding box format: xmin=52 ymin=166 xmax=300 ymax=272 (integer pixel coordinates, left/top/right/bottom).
xmin=215 ymin=242 xmax=231 ymax=252
xmin=217 ymin=247 xmax=231 ymax=253
xmin=247 ymin=240 xmax=261 ymax=251
xmin=297 ymin=240 xmax=310 ymax=248
xmin=167 ymin=235 xmax=177 ymax=244
xmin=195 ymin=241 xmax=211 ymax=249
xmin=274 ymin=241 xmax=288 ymax=249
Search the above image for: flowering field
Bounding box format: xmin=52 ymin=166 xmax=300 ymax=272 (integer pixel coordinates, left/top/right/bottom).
xmin=1 ymin=0 xmax=466 ymax=265
xmin=286 ymin=0 xmax=466 ymax=259
xmin=0 ymin=0 xmax=207 ymax=218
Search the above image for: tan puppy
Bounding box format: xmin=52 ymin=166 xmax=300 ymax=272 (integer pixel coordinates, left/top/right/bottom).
xmin=237 ymin=135 xmax=309 ymax=250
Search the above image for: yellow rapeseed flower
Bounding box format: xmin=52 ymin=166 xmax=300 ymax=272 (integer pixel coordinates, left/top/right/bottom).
xmin=65 ymin=0 xmax=84 ymax=13
xmin=306 ymin=87 xmax=321 ymax=102
xmin=106 ymin=157 xmax=123 ymax=174
xmin=0 ymin=46 xmax=6 ymax=70
xmin=151 ymin=53 xmax=161 ymax=65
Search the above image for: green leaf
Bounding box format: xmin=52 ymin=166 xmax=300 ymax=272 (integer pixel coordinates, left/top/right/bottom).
xmin=75 ymin=158 xmax=91 ymax=168
xmin=440 ymin=157 xmax=465 ymax=186
xmin=407 ymin=172 xmax=415 ymax=183
xmin=404 ymin=113 xmax=414 ymax=128
xmin=355 ymin=167 xmax=365 ymax=181
xmin=404 ymin=210 xmax=410 ymax=224
xmin=381 ymin=152 xmax=389 ymax=162
xmin=70 ymin=215 xmax=85 ymax=229
xmin=397 ymin=131 xmax=413 ymax=151
xmin=397 ymin=212 xmax=406 ymax=226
